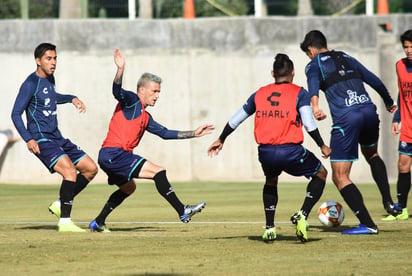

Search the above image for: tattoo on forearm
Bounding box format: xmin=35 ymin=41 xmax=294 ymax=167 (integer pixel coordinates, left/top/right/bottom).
xmin=177 ymin=131 xmax=195 ymax=139
xmin=114 ymin=75 xmax=122 ymax=84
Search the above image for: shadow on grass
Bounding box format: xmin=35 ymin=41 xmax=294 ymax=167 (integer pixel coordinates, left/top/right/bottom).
xmin=16 ymin=225 xmax=164 ymax=232
xmin=109 ymin=226 xmax=164 ymax=232
xmin=17 ymin=225 xmax=56 ymax=230
xmin=208 ymin=234 xmax=321 ymax=243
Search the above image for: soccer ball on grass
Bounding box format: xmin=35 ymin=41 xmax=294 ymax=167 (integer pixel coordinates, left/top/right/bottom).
xmin=318 ymin=200 xmax=345 ymax=227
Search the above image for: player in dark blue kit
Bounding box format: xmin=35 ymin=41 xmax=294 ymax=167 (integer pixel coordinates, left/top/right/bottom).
xmin=88 ymin=49 xmax=214 ymax=232
xmin=208 ymin=54 xmax=331 ymax=242
xmin=11 ymin=43 xmax=98 ymax=232
xmin=300 ymin=30 xmax=401 ymax=234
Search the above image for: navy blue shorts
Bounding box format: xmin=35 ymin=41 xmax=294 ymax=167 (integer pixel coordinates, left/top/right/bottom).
xmin=398 ymin=140 xmax=412 ymax=156
xmin=330 ymin=105 xmax=379 ymax=162
xmin=36 ymin=137 xmax=87 ymax=173
xmin=98 ymin=147 xmax=146 ymax=185
xmin=258 ymin=144 xmax=322 ymax=179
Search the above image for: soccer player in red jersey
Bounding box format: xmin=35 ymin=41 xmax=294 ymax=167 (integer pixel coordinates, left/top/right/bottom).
xmin=383 ymin=29 xmax=412 ymax=221
xmin=89 ymin=49 xmax=214 ymax=232
xmin=208 ymin=53 xmax=331 ymax=242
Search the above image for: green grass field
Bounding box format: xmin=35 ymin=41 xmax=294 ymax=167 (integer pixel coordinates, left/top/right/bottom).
xmin=0 ymin=181 xmax=411 ymax=275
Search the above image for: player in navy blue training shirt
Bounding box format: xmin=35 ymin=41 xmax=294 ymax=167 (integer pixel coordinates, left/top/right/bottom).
xmin=11 ymin=43 xmax=98 ymax=232
xmin=300 ymin=30 xmax=400 ymax=235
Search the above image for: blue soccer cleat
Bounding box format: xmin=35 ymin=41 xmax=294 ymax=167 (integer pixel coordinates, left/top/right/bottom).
xmin=89 ymin=220 xmax=111 ymax=233
xmin=341 ymin=224 xmax=378 ymax=235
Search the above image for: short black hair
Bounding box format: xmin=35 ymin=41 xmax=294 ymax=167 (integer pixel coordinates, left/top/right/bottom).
xmin=273 ymin=53 xmax=293 ymax=78
xmin=400 ymin=29 xmax=412 ymax=44
xmin=300 ymin=30 xmax=327 ymax=52
xmin=34 ymin=43 xmax=56 ymax=59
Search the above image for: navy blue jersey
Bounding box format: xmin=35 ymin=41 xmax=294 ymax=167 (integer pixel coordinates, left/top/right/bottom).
xmin=11 ymin=72 xmax=75 ymax=142
xmin=305 ymin=51 xmax=394 ymax=123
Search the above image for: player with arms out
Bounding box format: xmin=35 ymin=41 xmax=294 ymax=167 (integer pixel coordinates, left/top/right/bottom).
xmin=11 ymin=43 xmax=98 ymax=232
xmin=300 ymin=30 xmax=401 ymax=234
xmin=88 ymin=49 xmax=214 ymax=232
xmin=383 ymin=29 xmax=412 ymax=221
xmin=208 ymin=53 xmax=331 ymax=242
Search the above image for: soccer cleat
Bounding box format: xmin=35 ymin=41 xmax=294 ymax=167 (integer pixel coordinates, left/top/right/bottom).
xmin=382 ymin=208 xmax=409 ymax=221
xmin=58 ymin=221 xmax=86 ymax=232
xmin=291 ymin=211 xmax=308 ymax=242
xmin=262 ymin=227 xmax=276 ymax=241
xmin=180 ymin=202 xmax=206 ymax=223
xmin=89 ymin=220 xmax=111 ymax=233
xmin=341 ymin=224 xmax=378 ymax=235
xmin=48 ymin=200 xmax=61 ymax=219
xmin=384 ymin=202 xmax=402 ymax=216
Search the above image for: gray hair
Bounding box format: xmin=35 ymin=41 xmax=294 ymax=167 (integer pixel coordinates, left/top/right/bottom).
xmin=137 ymin=72 xmax=162 ymax=89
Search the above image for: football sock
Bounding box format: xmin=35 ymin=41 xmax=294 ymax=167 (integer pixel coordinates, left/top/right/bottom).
xmin=95 ymin=189 xmax=130 ymax=225
xmin=60 ymin=180 xmax=75 ymax=218
xmin=397 ymin=172 xmax=411 ymax=208
xmin=262 ymin=184 xmax=277 ymax=228
xmin=340 ymin=183 xmax=376 ymax=228
xmin=369 ymin=156 xmax=392 ymax=204
xmin=73 ymin=173 xmax=89 ymax=197
xmin=300 ymin=176 xmax=325 ymax=218
xmin=154 ymin=170 xmax=184 ymax=215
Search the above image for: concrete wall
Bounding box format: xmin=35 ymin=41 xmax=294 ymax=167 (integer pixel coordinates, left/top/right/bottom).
xmin=0 ymin=14 xmax=411 ymax=184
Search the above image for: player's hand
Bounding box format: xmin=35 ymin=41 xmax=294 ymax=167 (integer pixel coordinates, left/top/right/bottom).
xmin=392 ymin=122 xmax=400 ymax=135
xmin=208 ymin=139 xmax=224 ymax=157
xmin=114 ymin=48 xmax=125 ymax=69
xmin=313 ymin=108 xmax=327 ymax=120
xmin=27 ymin=139 xmax=40 ymax=155
xmin=72 ymin=98 xmax=86 ymax=113
xmin=320 ymin=145 xmax=331 ymax=159
xmin=195 ymin=124 xmax=215 ymax=137
xmin=386 ymin=104 xmax=398 ymax=114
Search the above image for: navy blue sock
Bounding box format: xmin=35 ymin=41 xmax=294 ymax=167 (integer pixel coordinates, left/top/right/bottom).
xmin=60 ymin=180 xmax=75 ymax=218
xmin=262 ymin=185 xmax=277 ymax=228
xmin=154 ymin=170 xmax=184 ymax=215
xmin=95 ymin=189 xmax=130 ymax=225
xmin=397 ymin=172 xmax=411 ymax=208
xmin=340 ymin=183 xmax=376 ymax=228
xmin=369 ymin=156 xmax=392 ymax=205
xmin=300 ymin=176 xmax=325 ymax=218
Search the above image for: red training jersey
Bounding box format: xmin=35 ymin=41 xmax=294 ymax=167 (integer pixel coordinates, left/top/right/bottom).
xmin=253 ymin=82 xmax=303 ymax=145
xmin=101 ymin=100 xmax=149 ymax=152
xmin=397 ymin=58 xmax=412 ymax=143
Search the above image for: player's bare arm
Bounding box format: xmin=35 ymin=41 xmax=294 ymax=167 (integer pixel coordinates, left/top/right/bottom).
xmin=391 ymin=122 xmax=400 ymax=135
xmin=113 ymin=48 xmax=125 ymax=84
xmin=310 ymin=95 xmax=327 ymax=120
